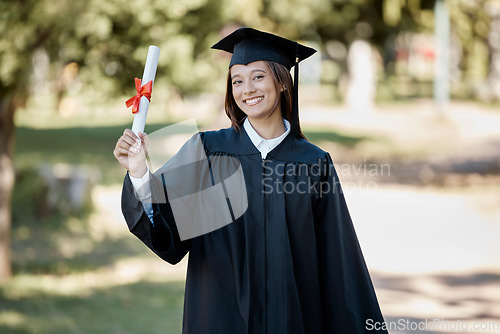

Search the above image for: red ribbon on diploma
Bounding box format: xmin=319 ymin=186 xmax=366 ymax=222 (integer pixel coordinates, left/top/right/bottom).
xmin=125 ymin=78 xmax=153 ymax=114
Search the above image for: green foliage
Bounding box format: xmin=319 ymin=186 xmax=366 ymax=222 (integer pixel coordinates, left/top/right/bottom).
xmin=0 ymin=0 xmax=495 ymax=102
xmin=304 ymin=127 xmax=374 ymax=148
xmin=11 ymin=163 xmax=98 ymax=276
xmin=0 ymin=278 xmax=185 ymax=333
xmin=11 ymin=167 xmax=55 ymax=224
xmin=14 ymin=124 xmax=142 ymax=185
xmin=0 ymin=0 xmax=232 ymax=100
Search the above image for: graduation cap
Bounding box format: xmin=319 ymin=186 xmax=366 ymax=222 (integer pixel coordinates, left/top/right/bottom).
xmin=211 ymin=27 xmax=316 ymax=137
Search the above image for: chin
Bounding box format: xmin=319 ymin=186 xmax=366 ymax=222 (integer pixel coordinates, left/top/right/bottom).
xmin=245 ymin=113 xmax=271 ymax=122
xmin=242 ymin=107 xmax=278 ymax=120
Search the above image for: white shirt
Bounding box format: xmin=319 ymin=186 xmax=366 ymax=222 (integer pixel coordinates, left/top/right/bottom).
xmin=243 ymin=117 xmax=290 ymax=159
xmin=130 ymin=117 xmax=291 ymax=223
xmin=129 ymin=166 xmax=154 ymax=223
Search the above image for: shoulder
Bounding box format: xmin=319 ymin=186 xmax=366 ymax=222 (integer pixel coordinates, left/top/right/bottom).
xmin=200 ymin=127 xmax=249 ymax=155
xmin=201 ymin=127 xmax=237 ymax=142
xmin=273 ymin=135 xmax=330 ymax=166
xmin=295 ymin=137 xmax=328 ymax=160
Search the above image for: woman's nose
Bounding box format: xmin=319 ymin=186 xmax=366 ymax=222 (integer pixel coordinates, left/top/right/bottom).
xmin=243 ymin=81 xmax=256 ymax=95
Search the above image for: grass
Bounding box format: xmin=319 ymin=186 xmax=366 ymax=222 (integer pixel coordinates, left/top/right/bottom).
xmin=13 ymin=122 xmax=200 ymax=185
xmin=303 ymin=128 xmax=373 ymax=148
xmin=0 ymin=276 xmax=185 ymax=334
xmin=5 ymin=208 xmax=186 ymax=334
xmin=7 ymin=175 xmax=187 ymax=333
xmin=14 ymin=121 xmax=382 ymax=185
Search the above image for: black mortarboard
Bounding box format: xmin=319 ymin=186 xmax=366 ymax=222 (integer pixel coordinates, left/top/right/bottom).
xmin=211 ymin=27 xmax=316 ymax=70
xmin=211 ymin=27 xmax=317 ymax=137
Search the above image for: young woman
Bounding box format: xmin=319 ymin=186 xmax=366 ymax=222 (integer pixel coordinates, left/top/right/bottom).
xmin=114 ymin=27 xmax=387 ymax=334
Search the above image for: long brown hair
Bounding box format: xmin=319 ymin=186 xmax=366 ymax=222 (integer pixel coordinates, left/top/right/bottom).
xmin=224 ymin=61 xmax=306 ymax=139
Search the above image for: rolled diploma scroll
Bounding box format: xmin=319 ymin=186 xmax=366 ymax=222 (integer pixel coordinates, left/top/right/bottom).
xmin=132 ymin=45 xmax=161 ymax=136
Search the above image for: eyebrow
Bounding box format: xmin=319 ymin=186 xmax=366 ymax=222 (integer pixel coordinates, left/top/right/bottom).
xmin=231 ymin=68 xmax=267 ymax=80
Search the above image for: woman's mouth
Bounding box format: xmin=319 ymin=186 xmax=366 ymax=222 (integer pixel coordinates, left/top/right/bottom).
xmin=244 ymin=96 xmax=263 ymax=106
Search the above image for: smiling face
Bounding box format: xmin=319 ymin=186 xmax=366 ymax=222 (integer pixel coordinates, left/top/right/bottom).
xmin=230 ymin=61 xmax=283 ymax=121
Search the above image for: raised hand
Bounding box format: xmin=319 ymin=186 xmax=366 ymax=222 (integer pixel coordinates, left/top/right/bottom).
xmin=113 ymin=129 xmax=149 ymax=178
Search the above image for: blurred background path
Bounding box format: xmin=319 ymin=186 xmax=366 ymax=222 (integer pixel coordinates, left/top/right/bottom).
xmin=300 ymin=100 xmax=500 ymax=333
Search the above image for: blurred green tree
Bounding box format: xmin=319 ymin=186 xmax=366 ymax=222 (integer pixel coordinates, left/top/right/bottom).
xmin=233 ymin=0 xmax=492 ymax=99
xmin=0 ymin=0 xmax=230 ymax=281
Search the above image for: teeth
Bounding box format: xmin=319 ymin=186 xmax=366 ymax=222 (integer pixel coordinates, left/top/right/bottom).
xmin=245 ymin=97 xmax=263 ymax=104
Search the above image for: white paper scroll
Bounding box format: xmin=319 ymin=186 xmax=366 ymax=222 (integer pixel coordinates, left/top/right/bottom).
xmin=132 ymin=45 xmax=160 ymax=136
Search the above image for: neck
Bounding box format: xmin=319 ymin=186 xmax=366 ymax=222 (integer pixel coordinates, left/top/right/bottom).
xmin=247 ymin=110 xmax=285 ymax=139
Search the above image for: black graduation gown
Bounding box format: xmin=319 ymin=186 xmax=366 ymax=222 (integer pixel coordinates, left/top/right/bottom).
xmin=121 ymin=126 xmax=388 ymax=334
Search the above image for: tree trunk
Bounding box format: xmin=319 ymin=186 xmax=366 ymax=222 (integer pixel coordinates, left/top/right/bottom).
xmin=0 ymin=97 xmax=16 ymax=281
xmin=486 ymin=4 xmax=500 ymax=100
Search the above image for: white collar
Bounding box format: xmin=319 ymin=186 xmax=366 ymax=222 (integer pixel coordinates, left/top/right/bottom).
xmin=243 ymin=117 xmax=290 ymax=159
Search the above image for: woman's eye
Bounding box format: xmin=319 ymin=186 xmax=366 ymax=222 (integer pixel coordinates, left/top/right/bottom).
xmin=254 ymin=75 xmax=264 ymax=80
xmin=232 ymin=80 xmax=242 ymax=85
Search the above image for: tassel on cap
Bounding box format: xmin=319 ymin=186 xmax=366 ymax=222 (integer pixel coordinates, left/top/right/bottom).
xmin=292 ymin=42 xmax=300 ymax=137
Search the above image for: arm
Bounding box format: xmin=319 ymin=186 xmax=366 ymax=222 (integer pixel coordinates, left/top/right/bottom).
xmin=313 ymin=154 xmax=387 ymax=334
xmin=129 ymin=167 xmax=154 ymax=224
xmin=115 ymin=129 xmax=190 ymax=264
xmin=122 ymin=170 xmax=190 ymax=264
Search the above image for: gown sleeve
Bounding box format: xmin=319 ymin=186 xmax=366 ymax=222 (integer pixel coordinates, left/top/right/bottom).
xmin=313 ymin=153 xmax=387 ymax=334
xmin=121 ymin=171 xmax=191 ymax=265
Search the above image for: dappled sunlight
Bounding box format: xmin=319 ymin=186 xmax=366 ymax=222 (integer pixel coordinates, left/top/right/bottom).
xmin=0 ymin=273 xmax=185 ymax=334
xmin=347 ymin=185 xmax=500 ymax=274
xmin=374 ymin=270 xmax=500 ymax=332
xmin=343 ymin=183 xmax=500 ymax=331
xmin=89 ymin=184 xmax=130 ymax=239
xmin=300 ymin=101 xmax=500 ymax=331
xmin=301 ymin=100 xmax=500 ymax=160
xmin=0 ymin=311 xmax=26 ymax=328
xmin=5 ymin=255 xmax=186 ymax=299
